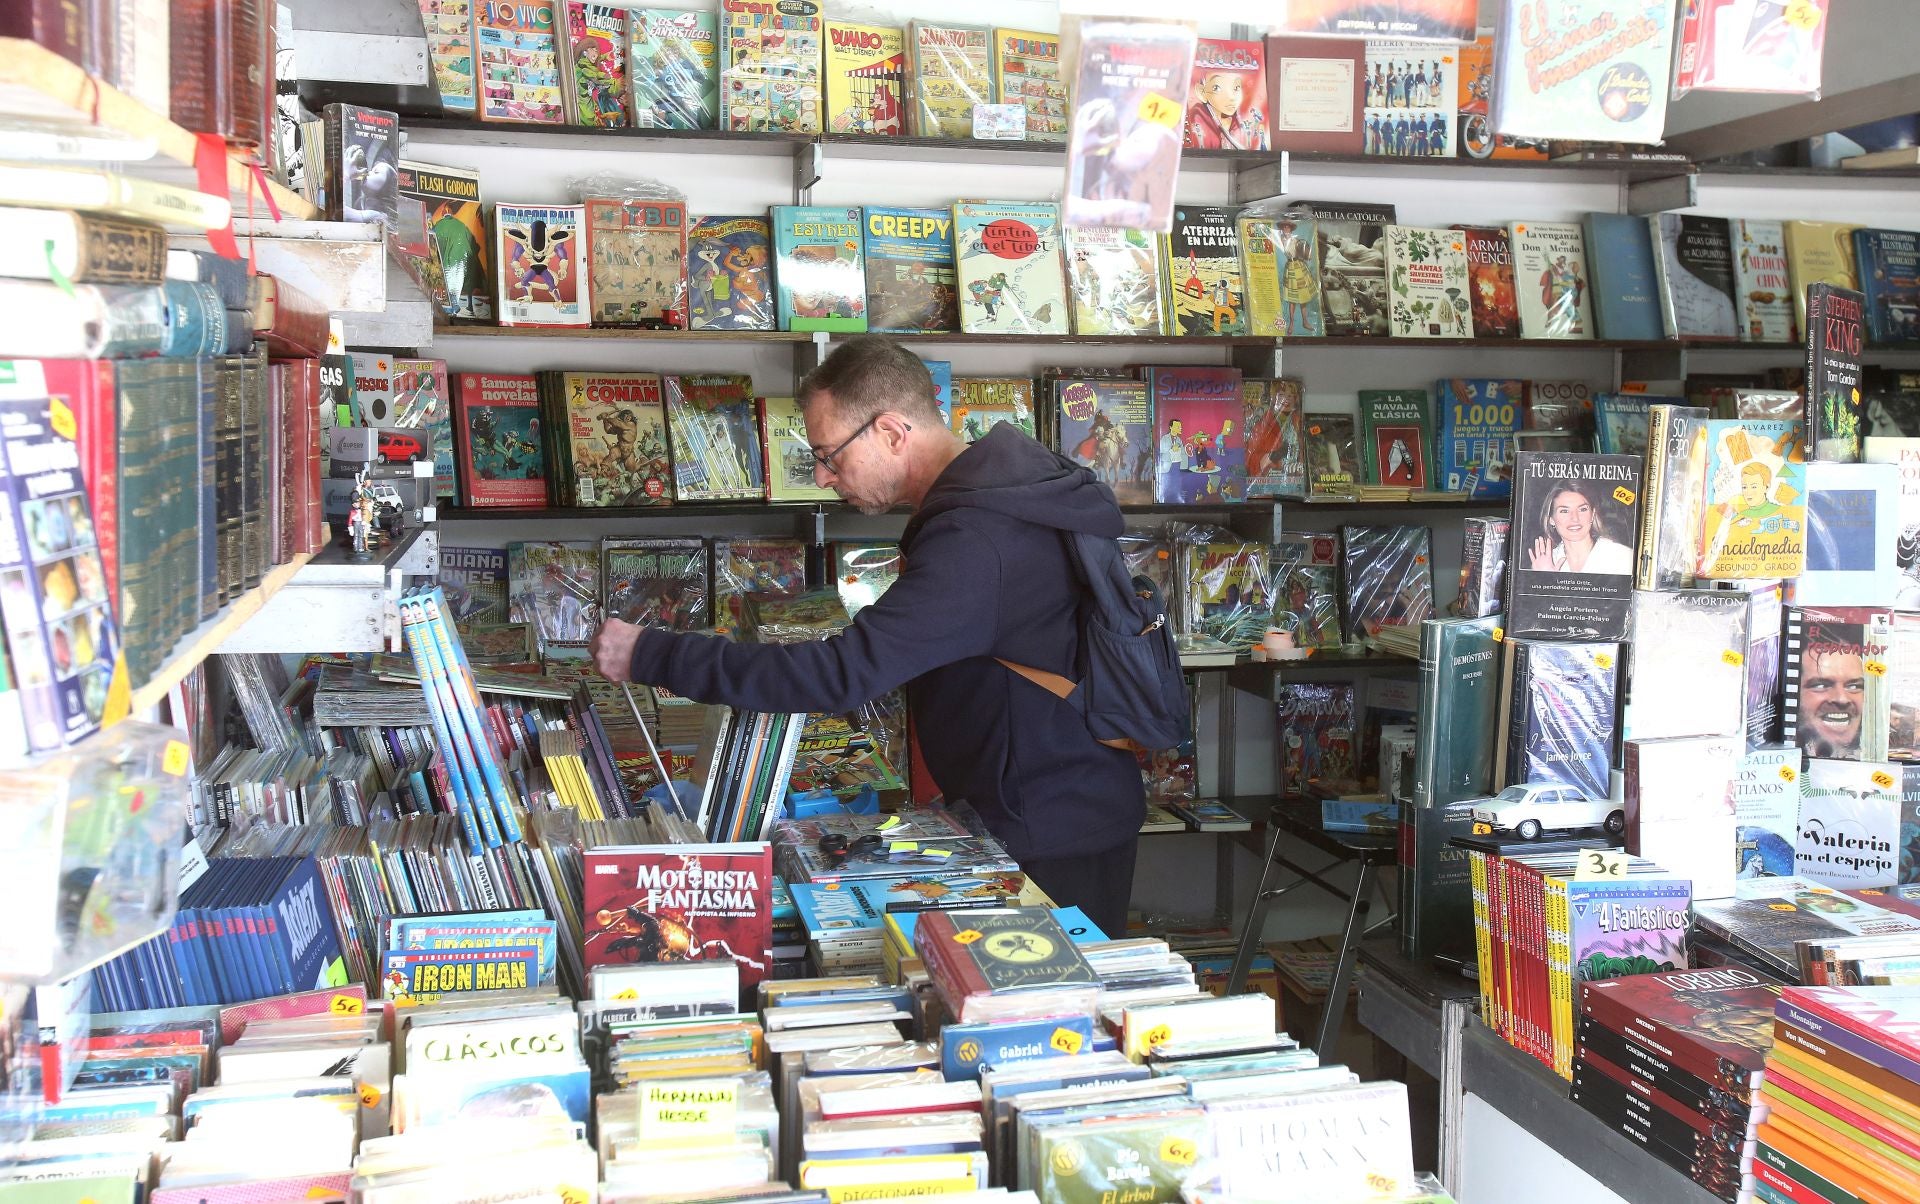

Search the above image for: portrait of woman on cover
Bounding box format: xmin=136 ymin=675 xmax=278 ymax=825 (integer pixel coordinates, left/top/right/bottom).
xmin=1527 ymin=482 xmax=1632 ymax=575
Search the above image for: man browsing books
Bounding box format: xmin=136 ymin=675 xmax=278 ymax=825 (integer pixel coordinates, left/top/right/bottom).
xmin=589 ymin=335 xmax=1146 ymax=936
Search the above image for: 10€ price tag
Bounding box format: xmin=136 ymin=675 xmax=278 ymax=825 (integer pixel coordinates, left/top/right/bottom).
xmin=1574 ymin=849 xmax=1629 ymax=881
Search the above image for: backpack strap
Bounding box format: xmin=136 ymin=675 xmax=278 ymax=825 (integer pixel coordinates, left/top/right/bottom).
xmin=992 ymin=656 xmax=1148 ymax=755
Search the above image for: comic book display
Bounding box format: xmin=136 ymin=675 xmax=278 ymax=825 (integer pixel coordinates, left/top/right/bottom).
xmin=629 ymin=8 xmax=719 ymax=129
xmin=773 ymin=205 xmax=868 ymax=333
xmin=559 ymin=2 xmax=632 ymax=127
xmin=1277 ymin=682 xmax=1359 ymax=797
xmin=908 ymin=22 xmax=992 ymax=139
xmin=585 ymin=196 xmax=687 ymax=327
xmin=664 ymin=374 xmax=762 ymax=501
xmin=993 ymin=28 xmax=1066 ymax=142
xmin=824 ymin=21 xmax=905 ymax=135
xmin=494 ymin=203 xmax=589 ymax=327
xmin=951 ymin=378 xmax=1034 ymax=443
xmin=1185 ymin=39 xmax=1268 ymax=152
xmin=1270 ymin=531 xmax=1341 ymax=651
xmin=1150 ymin=366 xmax=1247 ymax=505
xmin=721 ymin=0 xmax=823 ymax=133
xmin=952 ymin=201 xmax=1068 ymax=336
xmin=1062 ymin=226 xmax=1162 ymax=337
xmin=581 ymin=844 xmax=774 ymax=990
xmin=602 ymin=537 xmax=710 ymax=632
xmin=395 ymin=161 xmax=491 ymax=322
xmin=508 ymin=541 xmax=600 ymax=644
xmin=1245 ymin=377 xmax=1306 ymax=498
xmin=476 ymin=0 xmax=565 ymax=124
xmin=1161 ymin=206 xmax=1246 ymax=336
xmin=1055 ymin=378 xmax=1152 ymax=506
xmin=451 ymin=373 xmax=547 ymax=508
xmin=862 ymin=206 xmax=956 ymax=333
xmin=542 ymin=370 xmax=671 ymax=507
xmin=686 ymin=216 xmax=775 ymax=331
xmin=1181 ymin=534 xmax=1270 ymax=652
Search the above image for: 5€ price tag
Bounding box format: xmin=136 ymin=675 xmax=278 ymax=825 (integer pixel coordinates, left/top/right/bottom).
xmin=1574 ymin=849 xmax=1629 ymax=881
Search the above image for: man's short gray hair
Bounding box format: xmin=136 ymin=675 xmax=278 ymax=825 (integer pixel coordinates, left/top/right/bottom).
xmin=797 ymin=334 xmax=944 ymax=427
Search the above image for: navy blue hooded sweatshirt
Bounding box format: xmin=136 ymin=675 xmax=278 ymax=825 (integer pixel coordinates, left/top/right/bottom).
xmin=626 ymin=423 xmax=1146 ymax=861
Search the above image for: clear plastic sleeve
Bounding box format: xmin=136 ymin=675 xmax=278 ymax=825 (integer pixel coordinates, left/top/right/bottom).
xmin=601 ymin=537 xmax=710 ymax=633
xmin=1171 ymin=522 xmax=1270 ymax=651
xmin=1063 ymin=226 xmax=1165 ymax=336
xmin=1061 ymin=20 xmax=1195 ymax=233
xmin=1182 ymin=1167 xmax=1455 ymax=1204
xmin=909 ymin=21 xmax=995 ymax=138
xmin=1671 ymin=0 xmax=1827 ymax=100
xmin=720 ymin=0 xmax=824 ymax=134
xmin=1339 ymin=525 xmax=1435 ymax=646
xmin=1268 ymin=532 xmax=1342 ymax=650
xmin=508 ymin=540 xmax=602 ymax=644
xmin=569 ymin=174 xmax=691 ymax=329
xmin=714 ymin=537 xmax=808 ymax=633
xmin=686 ymin=217 xmax=777 ymax=332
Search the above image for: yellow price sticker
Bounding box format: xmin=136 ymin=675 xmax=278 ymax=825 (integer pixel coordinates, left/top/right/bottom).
xmin=1573 ymin=849 xmax=1629 ymax=881
xmin=1769 ymin=902 xmax=1798 ymax=912
xmin=1780 ymin=765 xmax=1797 ymax=783
xmin=559 ymin=1189 xmax=590 ymax=1204
xmin=1612 ymin=486 xmax=1636 ymax=507
xmin=953 ymin=929 xmax=984 ymax=945
xmin=878 ymin=815 xmax=902 ymax=831
xmin=1491 ymin=627 xmax=1504 ymax=643
xmin=1050 ymin=1027 xmax=1085 ymax=1055
xmin=1472 ymin=821 xmax=1492 ymax=835
xmin=358 ymin=1084 xmax=382 ymax=1108
xmin=955 ymin=1039 xmax=982 ymax=1064
xmin=1721 ymin=649 xmax=1745 ymax=667
xmin=889 ymin=841 xmax=920 ymax=854
xmin=1137 ymin=91 xmax=1181 ymax=129
xmin=329 ymin=993 xmax=363 ymax=1015
xmin=1866 ymin=660 xmax=1888 ymax=677
xmin=307 ymin=1188 xmax=340 ymax=1200
xmin=1874 ymin=770 xmax=1896 ymax=790
xmin=48 ymin=397 xmax=76 ymax=441
xmin=612 ymin=988 xmax=639 ymax=1000
xmin=924 ymin=848 xmax=953 ymax=859
xmin=162 ymin=740 xmax=190 ymax=777
xmin=1784 ymin=0 xmax=1824 ymax=30
xmin=1142 ymin=1023 xmax=1174 ymax=1050
xmin=1594 ymin=653 xmax=1614 ymax=670
xmin=1160 ymin=1136 xmax=1199 ymax=1166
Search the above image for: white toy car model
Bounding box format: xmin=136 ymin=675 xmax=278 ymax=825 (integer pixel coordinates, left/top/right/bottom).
xmin=1468 ymin=782 xmax=1623 ymax=841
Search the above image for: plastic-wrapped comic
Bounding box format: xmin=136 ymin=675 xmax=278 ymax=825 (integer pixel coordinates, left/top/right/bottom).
xmin=585 ymin=196 xmax=687 ymax=327
xmin=1119 ymin=528 xmax=1174 ymax=607
xmin=1244 ymin=377 xmax=1305 ymax=498
xmin=1277 ymin=681 xmax=1359 ymax=797
xmin=1161 ymin=204 xmax=1246 ymax=337
xmin=1508 ymin=220 xmax=1594 ymax=340
xmin=1696 ymin=418 xmax=1806 ymax=580
xmin=418 ymin=0 xmax=476 ymax=115
xmin=746 ymin=588 xmax=849 ymax=644
xmin=1491 ymin=0 xmax=1675 ymax=145
xmin=833 ymin=542 xmax=899 ymax=616
xmin=1240 ymin=213 xmax=1323 ymax=337
xmin=908 ymin=21 xmax=992 ymax=139
xmin=628 ymin=8 xmax=719 ymax=130
xmin=437 ymin=546 xmax=511 ymax=628
xmin=1623 ymin=589 xmax=1749 ymax=744
xmin=862 ymin=206 xmax=957 ymax=334
xmin=1674 ymin=0 xmax=1828 ymax=98
xmin=772 ymin=205 xmax=867 ymax=334
xmin=720 ymin=0 xmax=823 ymax=134
xmin=1340 ymin=524 xmax=1433 ymax=645
xmin=824 ymin=21 xmax=905 ymax=135
xmin=602 ymin=536 xmax=710 ymax=632
xmin=664 ymin=373 xmax=763 ymax=502
xmin=686 ymin=216 xmax=775 ymax=331
xmin=1303 ymin=411 xmax=1358 ymax=499
xmin=952 ymin=201 xmax=1069 ymax=336
xmin=1061 ymin=226 xmax=1164 ymax=337
xmin=508 ymin=541 xmax=600 ymax=644
xmin=1061 ymin=21 xmax=1195 ymax=234
xmin=1498 ymin=639 xmax=1619 ymax=799
xmin=1452 ymin=516 xmax=1507 ymax=619
xmin=1176 ymin=526 xmax=1270 ymax=651
xmin=395 ymin=160 xmax=491 ymax=322
xmin=1269 ymin=531 xmax=1341 ymax=651
xmin=992 ymin=28 xmax=1066 ymax=142
xmin=559 ymin=3 xmax=632 ymax=128
xmin=759 ymin=395 xmax=836 ymax=503
xmin=713 ymin=536 xmax=806 ymax=630
xmin=951 ymin=378 xmax=1034 ymax=443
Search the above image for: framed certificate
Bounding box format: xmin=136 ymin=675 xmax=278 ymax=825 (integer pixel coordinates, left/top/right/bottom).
xmin=1266 ymin=36 xmax=1366 ymax=155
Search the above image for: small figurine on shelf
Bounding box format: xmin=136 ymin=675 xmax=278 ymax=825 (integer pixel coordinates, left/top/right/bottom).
xmin=344 ymin=470 xmax=404 ymax=557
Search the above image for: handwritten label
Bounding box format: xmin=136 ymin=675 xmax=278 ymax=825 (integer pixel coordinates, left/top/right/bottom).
xmin=1137 ymin=91 xmax=1181 ymax=128
xmin=330 ymin=993 xmax=364 ymax=1015
xmin=162 ymin=740 xmax=190 ymax=776
xmin=1142 ymin=1022 xmax=1173 ymax=1050
xmin=1593 ymin=653 xmax=1614 ymax=670
xmin=1785 ymin=0 xmax=1824 ymax=29
xmin=48 ymin=397 xmax=76 ymax=440
xmin=358 ymin=1084 xmax=382 ymax=1108
xmin=1574 ymin=849 xmax=1629 ymax=881
xmin=1050 ymin=1027 xmax=1085 ymax=1055
xmin=1471 ymin=821 xmax=1493 ymax=835
xmin=1768 ymin=902 xmax=1798 ymax=912
xmin=1866 ymin=659 xmax=1888 ymax=677
xmin=1160 ymin=1136 xmax=1198 ymax=1166
xmin=612 ymin=988 xmax=638 ymax=1000
xmin=1721 ymin=649 xmax=1744 ymax=667
xmin=953 ymin=929 xmax=983 ymax=945
xmin=637 ymin=1078 xmax=738 ymax=1142
xmin=1611 ymin=486 xmax=1636 ymax=507
xmin=1873 ymin=769 xmax=1896 ymax=790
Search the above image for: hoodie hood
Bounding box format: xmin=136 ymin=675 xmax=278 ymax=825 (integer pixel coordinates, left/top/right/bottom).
xmin=905 ymin=424 xmax=1123 ymax=549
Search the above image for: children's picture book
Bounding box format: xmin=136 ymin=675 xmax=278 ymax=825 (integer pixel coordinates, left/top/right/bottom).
xmin=1732 ymin=218 xmax=1796 ymax=344
xmin=1150 ymin=366 xmax=1247 ymax=505
xmin=321 ymin=104 xmax=400 ymax=229
xmin=664 ymin=373 xmax=763 ymax=501
xmin=1240 ymin=213 xmax=1322 ymax=337
xmin=1161 ymin=205 xmax=1246 ymax=336
xmin=1055 ymin=378 xmax=1152 ymax=506
xmin=1508 ymin=220 xmax=1594 ymax=339
xmin=476 ymin=0 xmax=565 ymax=124
xmin=494 ymin=203 xmax=588 ymax=327
xmin=952 ymin=378 xmax=1034 ymax=443
xmin=1805 ymin=282 xmax=1866 ymax=462
xmin=1491 ymin=0 xmax=1674 ymax=144
xmin=1358 ymin=390 xmax=1431 ymax=488
xmin=759 ymin=395 xmax=837 ymax=503
xmin=395 ymin=160 xmax=491 ymax=322
xmin=823 ymin=20 xmax=905 ymax=135
xmin=1184 ymin=539 xmax=1270 ymax=651
xmin=908 ymin=21 xmax=992 ymax=139
xmin=1303 ymin=412 xmax=1359 ymax=499
xmin=1650 ymin=212 xmax=1739 ymax=340
xmin=1317 ymin=217 xmax=1389 ymax=337
xmin=992 ymin=28 xmax=1066 ymax=142
xmin=585 ymin=196 xmax=686 ymax=326
xmin=1433 ymin=378 xmax=1522 ymax=499
xmin=419 ymin=0 xmax=477 ymax=114
xmin=1384 ymin=225 xmax=1471 ymax=337
xmin=1277 ymin=682 xmax=1359 ymax=796
xmin=1452 ymin=224 xmax=1518 ymax=338
xmin=1062 ymin=226 xmax=1163 ymax=337
xmin=862 ymin=206 xmax=956 ymax=333
xmin=1061 ymin=21 xmax=1193 ymax=233
xmin=1245 ymin=377 xmax=1305 ymax=498
xmin=1504 ymin=452 xmax=1641 ymax=641
xmin=1697 ymin=418 xmax=1806 ymax=580
xmin=1362 ymin=41 xmax=1454 ymax=158
xmin=581 ymin=844 xmax=774 ymax=990
xmin=602 ymin=536 xmax=709 ymax=631
xmin=685 ymin=215 xmax=774 ymax=331
xmin=550 ymin=370 xmax=670 ymax=507
xmin=952 ymin=201 xmax=1069 ymax=336
xmin=628 ymin=7 xmax=718 ymax=129
xmin=1185 ymin=38 xmax=1268 ymax=151
xmin=720 ymin=0 xmax=823 ymax=133
xmin=1581 ymin=212 xmax=1663 ymax=343
xmin=771 ymin=205 xmax=867 ymax=333
xmin=452 ymin=373 xmax=547 ymax=508
xmin=1785 ymin=220 xmax=1860 ymax=337
xmin=559 ymin=2 xmax=632 ymax=127
xmin=1855 ymin=228 xmax=1920 ymax=347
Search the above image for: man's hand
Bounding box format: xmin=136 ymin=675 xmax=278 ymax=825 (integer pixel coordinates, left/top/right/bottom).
xmin=590 ymin=618 xmax=643 ymax=683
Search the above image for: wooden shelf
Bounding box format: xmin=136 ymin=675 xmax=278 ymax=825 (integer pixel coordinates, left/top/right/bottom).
xmin=121 ymin=550 xmax=318 ymax=715
xmin=0 ymin=38 xmax=318 ymax=222
xmin=439 ymin=502 xmax=834 ymax=521
xmin=430 ymin=325 xmax=813 ymax=343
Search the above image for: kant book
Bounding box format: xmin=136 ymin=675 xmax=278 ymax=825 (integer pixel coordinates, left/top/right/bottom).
xmin=581 ymin=843 xmax=774 ymax=991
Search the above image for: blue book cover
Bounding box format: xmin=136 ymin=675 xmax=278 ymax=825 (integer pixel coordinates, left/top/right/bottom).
xmin=1582 ymin=213 xmax=1664 ymax=342
xmin=941 ymin=1014 xmax=1097 ymax=1080
xmin=1505 ymin=639 xmax=1618 ymax=800
xmin=1854 ymin=228 xmax=1920 ymax=347
xmin=1800 ymin=460 xmax=1899 ymax=606
xmin=1593 ymin=393 xmax=1666 ymax=459
xmin=793 ymin=873 xmax=1022 ymax=938
xmin=771 ymin=205 xmax=869 ymax=333
xmin=1432 ymin=378 xmax=1521 ymax=499
xmin=864 ymin=206 xmax=958 ymax=333
xmin=921 ymin=357 xmax=953 ymax=423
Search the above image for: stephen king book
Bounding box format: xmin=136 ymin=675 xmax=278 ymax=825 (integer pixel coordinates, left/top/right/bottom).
xmin=1805 ymin=282 xmax=1866 ymax=462
xmin=581 ymin=843 xmax=774 ymax=992
xmin=1504 ymin=452 xmax=1642 ymax=641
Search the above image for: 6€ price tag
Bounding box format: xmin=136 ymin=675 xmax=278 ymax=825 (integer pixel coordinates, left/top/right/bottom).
xmin=1574 ymin=849 xmax=1629 ymax=881
xmin=1049 ymin=1027 xmax=1085 ymax=1055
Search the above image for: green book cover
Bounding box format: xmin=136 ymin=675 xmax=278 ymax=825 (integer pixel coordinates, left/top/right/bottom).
xmin=1036 ymin=1113 xmax=1208 ymax=1204
xmin=1358 ymin=389 xmax=1433 ymax=489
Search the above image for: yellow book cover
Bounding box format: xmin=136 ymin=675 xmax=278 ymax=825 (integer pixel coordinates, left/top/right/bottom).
xmin=1545 ymin=876 xmax=1572 ymax=1080
xmin=1786 ymin=220 xmax=1861 ymax=336
xmin=1469 ymin=851 xmax=1494 ymax=1030
xmin=1696 ymin=417 xmax=1807 ymax=579
xmin=992 ymin=28 xmax=1067 ymax=141
xmin=760 ymin=395 xmax=839 ymax=502
xmin=910 ymin=21 xmax=993 ymax=139
xmin=824 ymin=21 xmax=906 ymax=135
xmin=799 ymin=1153 xmax=982 ymax=1201
xmin=1239 ymin=215 xmax=1285 ymax=336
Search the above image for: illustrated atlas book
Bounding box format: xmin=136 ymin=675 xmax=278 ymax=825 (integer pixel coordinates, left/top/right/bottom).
xmin=1651 ymin=212 xmax=1739 ymax=341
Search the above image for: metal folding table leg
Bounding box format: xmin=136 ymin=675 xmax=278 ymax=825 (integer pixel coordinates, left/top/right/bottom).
xmin=1225 ymin=820 xmax=1288 ymax=994
xmin=1312 ymin=859 xmax=1374 ymax=1058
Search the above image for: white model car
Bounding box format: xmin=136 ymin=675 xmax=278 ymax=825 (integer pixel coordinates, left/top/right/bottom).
xmin=1469 ymin=782 xmax=1623 ymax=841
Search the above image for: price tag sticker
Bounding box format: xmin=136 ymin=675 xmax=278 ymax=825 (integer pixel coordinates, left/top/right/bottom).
xmin=329 ymin=993 xmax=364 ymax=1015
xmin=612 ymin=988 xmax=639 ymax=1000
xmin=889 ymin=841 xmax=920 ymax=855
xmin=1874 ymin=769 xmax=1896 ymax=790
xmin=953 ymin=929 xmax=984 ymax=945
xmin=558 ymin=1189 xmax=590 ymax=1204
xmin=1612 ymin=486 xmax=1637 ymax=507
xmin=1491 ymin=627 xmax=1503 ymax=643
xmin=1867 ymin=660 xmax=1888 ymax=677
xmin=1594 ymin=653 xmax=1614 ymax=670
xmin=878 ymin=815 xmax=902 ymax=832
xmin=1471 ymin=821 xmax=1492 ymax=835
xmin=924 ymin=848 xmax=953 ymax=859
xmin=1574 ymin=849 xmax=1629 ymax=881
xmin=1785 ymin=0 xmax=1824 ymax=29
xmin=1780 ymin=764 xmax=1797 ymax=783
xmin=1142 ymin=1023 xmax=1174 ymax=1050
xmin=1160 ymin=1136 xmax=1199 ymax=1167
xmin=358 ymin=1084 xmax=382 ymax=1108
xmin=1721 ymin=649 xmax=1745 ymax=667
xmin=162 ymin=740 xmax=191 ymax=777
xmin=1137 ymin=91 xmax=1181 ymax=128
xmin=1050 ymin=1027 xmax=1085 ymax=1055
xmin=1769 ymin=902 xmax=1798 ymax=912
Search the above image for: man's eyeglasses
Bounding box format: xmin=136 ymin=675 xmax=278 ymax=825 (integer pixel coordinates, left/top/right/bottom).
xmin=810 ymin=413 xmax=908 ymax=476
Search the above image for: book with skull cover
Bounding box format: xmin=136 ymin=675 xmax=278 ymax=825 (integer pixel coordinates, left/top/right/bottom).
xmin=1358 ymin=389 xmax=1431 ymax=489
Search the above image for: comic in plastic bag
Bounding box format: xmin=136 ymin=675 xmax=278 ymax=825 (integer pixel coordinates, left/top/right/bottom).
xmin=664 ymin=373 xmax=763 ymax=502
xmin=1161 ymin=205 xmax=1246 ymax=335
xmin=1061 ymin=21 xmax=1194 ymax=234
xmin=833 ymin=542 xmax=900 ymax=616
xmin=772 ymin=205 xmax=868 ymax=333
xmin=628 ymin=8 xmax=718 ymax=129
xmin=720 ymin=0 xmax=822 ymax=134
xmin=1277 ymin=681 xmax=1359 ymax=797
xmin=1509 ymin=220 xmax=1595 ymax=340
xmin=1245 ymin=377 xmax=1306 ymax=498
xmin=602 ymin=536 xmax=710 ymax=632
xmin=585 ymin=197 xmax=687 ymax=327
xmin=748 ymin=588 xmax=850 ymax=644
xmin=1240 ymin=212 xmax=1323 ymax=337
xmin=1062 ymin=225 xmax=1164 ymax=337
xmin=992 ymin=28 xmax=1066 ymax=142
xmin=909 ymin=21 xmax=992 ymax=139
xmin=437 ymin=546 xmax=511 ymax=628
xmin=1270 ymin=531 xmax=1342 ymax=650
xmin=1178 ymin=528 xmax=1271 ymax=651
xmin=1303 ymin=411 xmax=1359 ymax=499
xmin=508 ymin=541 xmax=601 ymax=643
xmin=714 ymin=536 xmax=807 ymax=631
xmin=1339 ymin=524 xmax=1433 ymax=644
xmin=686 ymin=216 xmax=775 ymax=331
xmin=952 ymin=378 xmax=1035 ymax=444
xmin=1119 ymin=528 xmax=1175 ymax=606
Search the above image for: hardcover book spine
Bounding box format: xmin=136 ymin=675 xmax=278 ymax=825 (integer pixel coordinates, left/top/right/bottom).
xmin=75 ymin=215 xmax=169 ymax=284
xmin=1635 ymin=405 xmax=1673 ymax=591
xmin=216 ymin=358 xmax=243 ymax=604
xmin=113 ymin=362 xmax=160 ymax=679
xmin=240 ymin=357 xmax=265 ymax=589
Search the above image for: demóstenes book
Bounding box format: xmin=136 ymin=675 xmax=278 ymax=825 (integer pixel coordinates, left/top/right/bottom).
xmin=1503 ymin=452 xmax=1642 ymax=641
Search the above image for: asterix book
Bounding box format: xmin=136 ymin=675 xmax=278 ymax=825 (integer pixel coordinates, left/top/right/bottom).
xmin=1278 ymin=682 xmax=1359 ymax=797
xmin=452 ymin=372 xmax=547 ymax=508
xmin=493 ymin=203 xmax=588 ymax=327
xmin=1362 ymin=40 xmax=1454 ymax=158
xmin=438 ymin=546 xmax=511 ymax=628
xmin=758 ymin=395 xmax=835 ymax=503
xmin=907 ymin=21 xmax=991 ymax=139
xmin=1052 ymin=378 xmax=1151 ymax=506
xmin=559 ymin=2 xmax=633 ymax=127
xmin=952 ymin=201 xmax=1069 ymax=336
xmin=1491 ymin=0 xmax=1673 ymax=145
xmin=581 ymin=843 xmax=774 ymax=992
xmin=1358 ymin=390 xmax=1431 ymax=489
xmin=1504 ymin=452 xmax=1642 ymax=642
xmin=418 ymin=0 xmax=477 ymax=114
xmin=1160 ymin=205 xmax=1246 ymax=336
xmin=602 ymin=536 xmax=709 ymax=632
xmin=395 ymin=160 xmax=491 ymax=322
xmin=862 ymin=206 xmax=956 ymax=333
xmin=771 ymin=205 xmax=866 ymax=333
xmin=1806 ymin=282 xmax=1866 ymax=462
xmin=1730 ymin=218 xmax=1796 ymax=344
xmin=476 ymin=0 xmax=565 ymax=124
xmin=720 ymin=0 xmax=821 ymax=133
xmin=1697 ymin=418 xmax=1806 ymax=579
xmin=1341 ymin=524 xmax=1433 ymax=645
xmin=1245 ymin=377 xmax=1306 ymax=498
xmin=824 ymin=21 xmax=905 ymax=136
xmin=1452 ymin=224 xmax=1518 ymax=337
xmin=1061 ymin=226 xmax=1163 ymax=337
xmin=321 ymin=104 xmax=399 ymax=229
xmin=1382 ymin=225 xmax=1471 ymax=338
xmin=1061 ymin=21 xmax=1194 ymax=234
xmin=714 ymin=537 xmax=804 ymax=629
xmin=1303 ymin=412 xmax=1359 ymax=499
xmin=1496 ymin=639 xmax=1619 ymax=799
xmin=1185 ymin=38 xmax=1268 ymax=151
xmin=1316 ymin=216 xmax=1389 ymax=336
xmin=1150 ymin=366 xmax=1247 ymax=504
xmin=1183 ymin=538 xmax=1270 ymax=652
xmin=1240 ymin=213 xmax=1322 ymax=337
xmin=585 ymin=196 xmax=686 ymax=326
xmin=1798 ymin=759 xmax=1902 ymax=889
xmin=685 ymin=215 xmax=774 ymax=331
xmin=627 ymin=8 xmax=717 ymax=129
xmin=1270 ymin=530 xmax=1341 ymax=650
xmin=1855 ymin=228 xmax=1920 ymax=347
xmin=1508 ymin=220 xmax=1594 ymax=340
xmin=952 ymin=378 xmax=1034 ymax=443
xmin=544 ymin=370 xmax=669 ymax=507
xmin=993 ymin=28 xmax=1066 ymax=142
xmin=663 ymin=373 xmax=762 ymax=502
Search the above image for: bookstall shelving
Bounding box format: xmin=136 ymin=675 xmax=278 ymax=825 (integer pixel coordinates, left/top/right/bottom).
xmin=121 ymin=549 xmax=321 ymax=716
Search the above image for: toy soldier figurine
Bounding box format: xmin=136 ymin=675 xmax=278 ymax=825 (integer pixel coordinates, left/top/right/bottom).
xmin=348 ymin=469 xmax=377 ymax=556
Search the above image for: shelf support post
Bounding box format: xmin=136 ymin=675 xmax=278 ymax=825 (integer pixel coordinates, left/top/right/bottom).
xmin=1624 ymin=173 xmax=1697 ymax=216
xmin=1229 ymin=151 xmax=1289 ymax=207
xmin=793 ymin=141 xmax=824 ymax=205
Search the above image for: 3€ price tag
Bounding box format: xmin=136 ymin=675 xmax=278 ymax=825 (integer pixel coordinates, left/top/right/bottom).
xmin=1574 ymin=848 xmax=1629 ymax=881
xmin=637 ymin=1078 xmax=738 ymax=1143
